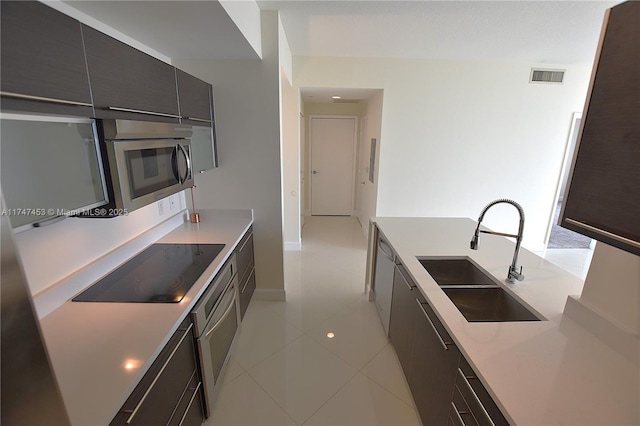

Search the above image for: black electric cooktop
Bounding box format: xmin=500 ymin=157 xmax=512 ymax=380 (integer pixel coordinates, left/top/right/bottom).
xmin=73 ymin=243 xmax=225 ymax=303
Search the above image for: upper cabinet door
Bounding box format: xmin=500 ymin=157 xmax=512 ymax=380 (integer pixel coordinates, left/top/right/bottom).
xmin=81 ymin=25 xmax=180 ymax=123
xmin=177 ymin=70 xmax=213 ymax=125
xmin=0 ymin=1 xmax=93 ymax=116
xmin=560 ymin=1 xmax=640 ymax=256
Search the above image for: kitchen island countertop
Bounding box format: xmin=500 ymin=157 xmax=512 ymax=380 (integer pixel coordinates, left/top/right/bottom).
xmin=372 ymin=217 xmax=638 ymax=425
xmin=37 ymin=209 xmax=253 ymax=426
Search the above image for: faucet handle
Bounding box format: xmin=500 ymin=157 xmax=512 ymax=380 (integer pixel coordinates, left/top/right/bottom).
xmin=508 ymin=265 xmax=525 ymax=282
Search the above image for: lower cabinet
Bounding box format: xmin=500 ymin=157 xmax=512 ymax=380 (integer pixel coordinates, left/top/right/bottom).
xmin=236 ymin=227 xmax=255 ymax=319
xmin=110 ymin=317 xmax=204 ymax=426
xmin=389 ymin=261 xmax=417 ymax=377
xmin=410 ymin=292 xmax=461 ymax=425
xmin=449 ymin=358 xmax=509 ymax=426
xmin=389 ymin=261 xmax=510 ymax=426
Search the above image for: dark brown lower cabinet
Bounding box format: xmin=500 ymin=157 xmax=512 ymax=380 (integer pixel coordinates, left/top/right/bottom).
xmin=236 ymin=227 xmax=255 ymax=319
xmin=389 ymin=262 xmax=417 ymax=377
xmin=110 ymin=317 xmax=204 ymax=426
xmin=409 ymin=293 xmax=461 ymax=425
xmin=449 ymin=358 xmax=509 ymax=426
xmin=388 ymin=260 xmax=510 ymax=425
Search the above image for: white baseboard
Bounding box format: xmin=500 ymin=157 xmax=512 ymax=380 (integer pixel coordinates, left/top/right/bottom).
xmin=253 ymin=288 xmax=286 ymax=302
xmin=284 ymin=242 xmax=302 ymax=251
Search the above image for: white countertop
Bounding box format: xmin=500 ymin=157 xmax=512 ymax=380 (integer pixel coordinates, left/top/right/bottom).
xmin=373 ymin=217 xmax=639 ymax=426
xmin=38 ymin=209 xmax=253 ymax=426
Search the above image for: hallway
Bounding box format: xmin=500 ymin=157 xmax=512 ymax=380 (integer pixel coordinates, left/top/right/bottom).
xmin=205 ymin=216 xmax=420 ymax=425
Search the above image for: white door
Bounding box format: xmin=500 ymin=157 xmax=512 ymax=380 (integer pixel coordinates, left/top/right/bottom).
xmin=356 ymin=116 xmax=369 ymax=226
xmin=310 ymin=117 xmax=356 ymax=215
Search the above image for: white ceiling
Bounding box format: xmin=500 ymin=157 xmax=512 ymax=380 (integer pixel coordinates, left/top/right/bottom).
xmin=260 ymin=0 xmax=620 ymax=63
xmin=63 ymin=0 xmax=619 ymax=63
xmin=63 ymin=0 xmax=620 ymax=103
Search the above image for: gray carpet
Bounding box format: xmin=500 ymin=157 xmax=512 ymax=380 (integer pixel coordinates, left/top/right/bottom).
xmin=548 ymin=202 xmax=592 ymax=249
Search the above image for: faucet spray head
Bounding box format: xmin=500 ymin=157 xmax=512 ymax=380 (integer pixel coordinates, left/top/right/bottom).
xmin=470 ymin=234 xmax=479 ymax=250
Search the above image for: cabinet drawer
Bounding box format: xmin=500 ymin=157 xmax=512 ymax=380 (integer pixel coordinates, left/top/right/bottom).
xmin=239 ymin=267 xmax=256 ymax=319
xmin=457 ymin=358 xmax=510 ymax=426
xmin=236 ymin=228 xmax=254 ymax=285
xmin=110 ymin=318 xmax=200 ymax=425
xmin=82 ymin=25 xmax=180 ymax=122
xmin=451 ymin=384 xmax=478 ymax=426
xmin=168 ymin=371 xmax=204 ymax=426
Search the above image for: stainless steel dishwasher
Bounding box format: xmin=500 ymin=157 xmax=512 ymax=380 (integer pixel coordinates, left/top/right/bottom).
xmin=191 ymin=256 xmax=239 ymax=418
xmin=373 ymin=232 xmax=395 ymax=335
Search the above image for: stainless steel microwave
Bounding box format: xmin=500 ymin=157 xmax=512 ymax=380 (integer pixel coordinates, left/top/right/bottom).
xmin=100 ymin=119 xmax=194 ymax=212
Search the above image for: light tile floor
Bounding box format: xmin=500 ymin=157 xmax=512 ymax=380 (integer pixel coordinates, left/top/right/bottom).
xmin=204 ymin=216 xmax=594 ymax=426
xmin=204 ymin=216 xmax=421 ymax=426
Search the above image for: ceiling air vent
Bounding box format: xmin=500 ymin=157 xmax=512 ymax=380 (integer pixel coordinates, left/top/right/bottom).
xmin=530 ymin=68 xmax=565 ymax=84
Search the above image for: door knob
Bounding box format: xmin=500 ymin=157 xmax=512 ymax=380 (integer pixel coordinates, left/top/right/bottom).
xmin=312 ymin=170 xmax=319 ymax=174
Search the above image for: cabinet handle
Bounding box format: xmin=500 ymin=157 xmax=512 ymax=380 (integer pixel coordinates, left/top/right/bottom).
xmin=457 ymin=368 xmax=495 ymax=426
xmin=377 ymin=238 xmax=394 ymax=262
xmin=395 ymin=263 xmax=414 ymax=291
xmin=178 ymin=381 xmax=202 ymax=426
xmin=237 ymin=231 xmax=253 ymax=253
xmin=125 ymin=323 xmax=194 ymax=424
xmin=0 ymin=91 xmax=93 ymax=107
xmin=108 ymin=106 xmax=181 ymax=119
xmin=416 ymin=298 xmax=453 ymax=351
xmin=240 ymin=267 xmax=255 ymax=294
xmin=451 ymin=401 xmax=467 ymax=426
xmin=204 ymin=285 xmax=237 ymax=338
xmin=185 ymin=116 xmax=212 ymax=123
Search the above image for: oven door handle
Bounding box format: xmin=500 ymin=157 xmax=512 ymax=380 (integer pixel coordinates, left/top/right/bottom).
xmin=204 ymin=285 xmax=237 ymax=338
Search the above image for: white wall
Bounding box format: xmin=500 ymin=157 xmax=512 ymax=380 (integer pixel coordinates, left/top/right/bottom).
xmin=357 ymin=90 xmax=384 ymax=236
xmin=174 ymin=11 xmax=285 ymax=295
xmin=281 ymin=68 xmax=301 ymax=250
xmin=294 ymin=56 xmax=593 ymax=250
xmin=219 ymin=0 xmax=262 ymax=59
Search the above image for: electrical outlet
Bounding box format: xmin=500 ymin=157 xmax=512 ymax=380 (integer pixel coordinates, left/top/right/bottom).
xmin=158 ymin=200 xmax=165 ymax=216
xmin=169 ymin=195 xmax=177 ymax=212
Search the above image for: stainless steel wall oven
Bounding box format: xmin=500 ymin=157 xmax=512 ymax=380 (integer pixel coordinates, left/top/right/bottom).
xmin=190 ymin=257 xmax=240 ymax=417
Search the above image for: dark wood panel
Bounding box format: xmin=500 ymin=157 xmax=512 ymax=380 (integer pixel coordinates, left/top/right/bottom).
xmin=110 ymin=318 xmax=201 ymax=425
xmin=239 ymin=267 xmax=256 ymax=319
xmin=0 ymin=1 xmax=92 ymax=115
xmin=177 ymin=69 xmax=213 ymax=124
xmin=409 ymin=294 xmax=461 ymax=426
xmin=561 ymin=1 xmax=640 ymax=255
xmin=82 ymin=24 xmax=180 ymax=121
xmin=389 ymin=263 xmax=417 ymax=378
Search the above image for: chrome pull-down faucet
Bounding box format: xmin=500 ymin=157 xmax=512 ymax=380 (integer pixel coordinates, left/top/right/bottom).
xmin=470 ymin=199 xmax=525 ymax=282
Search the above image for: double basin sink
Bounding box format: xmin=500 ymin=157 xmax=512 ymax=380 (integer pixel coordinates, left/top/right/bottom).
xmin=418 ymin=257 xmax=542 ymax=322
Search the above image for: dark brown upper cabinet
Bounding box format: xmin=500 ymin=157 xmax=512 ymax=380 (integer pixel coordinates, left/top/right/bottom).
xmin=0 ymin=1 xmax=93 ymax=116
xmin=81 ymin=25 xmax=180 ymax=123
xmin=177 ymin=70 xmax=213 ymax=126
xmin=560 ymin=1 xmax=640 ymax=256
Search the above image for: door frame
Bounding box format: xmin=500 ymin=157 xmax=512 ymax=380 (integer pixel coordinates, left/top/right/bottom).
xmin=308 ymin=115 xmax=359 ymax=216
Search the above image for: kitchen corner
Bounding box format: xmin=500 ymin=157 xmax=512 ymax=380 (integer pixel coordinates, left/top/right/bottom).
xmin=36 ymin=209 xmax=253 ymax=426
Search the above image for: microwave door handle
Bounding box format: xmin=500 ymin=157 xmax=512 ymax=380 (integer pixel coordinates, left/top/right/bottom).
xmin=171 ymin=145 xmax=181 ymax=182
xmin=177 ymin=143 xmax=191 ymax=184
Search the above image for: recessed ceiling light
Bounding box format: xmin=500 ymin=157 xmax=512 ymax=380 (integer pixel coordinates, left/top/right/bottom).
xmin=331 ymin=96 xmax=342 ymax=99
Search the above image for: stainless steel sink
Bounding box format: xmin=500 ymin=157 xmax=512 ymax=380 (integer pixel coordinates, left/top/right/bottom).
xmin=441 ymin=287 xmax=540 ymax=322
xmin=418 ymin=257 xmax=497 ymax=286
xmin=417 ymin=257 xmax=542 ymax=322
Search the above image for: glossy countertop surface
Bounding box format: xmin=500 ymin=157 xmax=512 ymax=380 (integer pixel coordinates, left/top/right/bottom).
xmin=372 ymin=217 xmax=639 ymax=425
xmin=37 ymin=209 xmax=253 ymax=426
